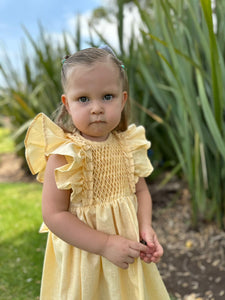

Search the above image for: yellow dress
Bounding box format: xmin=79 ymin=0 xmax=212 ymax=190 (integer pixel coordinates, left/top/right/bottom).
xmin=25 ymin=113 xmax=170 ymax=300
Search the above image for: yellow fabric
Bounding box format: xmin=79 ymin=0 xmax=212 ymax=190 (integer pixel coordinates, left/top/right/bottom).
xmin=25 ymin=113 xmax=170 ymax=300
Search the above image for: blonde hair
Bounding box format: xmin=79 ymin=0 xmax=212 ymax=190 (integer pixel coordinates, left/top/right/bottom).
xmin=54 ymin=47 xmax=130 ymax=133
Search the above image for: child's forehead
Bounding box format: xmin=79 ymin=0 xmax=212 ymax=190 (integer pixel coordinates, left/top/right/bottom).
xmin=67 ymin=59 xmax=119 ymax=79
xmin=65 ymin=60 xmax=121 ymax=90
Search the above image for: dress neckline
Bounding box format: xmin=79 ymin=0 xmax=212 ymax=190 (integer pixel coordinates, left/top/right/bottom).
xmin=67 ymin=130 xmax=115 ymax=146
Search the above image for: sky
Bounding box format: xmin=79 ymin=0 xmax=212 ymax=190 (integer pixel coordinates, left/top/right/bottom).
xmin=0 ymin=0 xmax=101 ymax=56
xmin=0 ymin=0 xmax=141 ymax=85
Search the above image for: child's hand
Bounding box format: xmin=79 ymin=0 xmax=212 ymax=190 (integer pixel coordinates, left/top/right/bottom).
xmin=101 ymin=235 xmax=150 ymax=269
xmin=139 ymin=226 xmax=163 ymax=264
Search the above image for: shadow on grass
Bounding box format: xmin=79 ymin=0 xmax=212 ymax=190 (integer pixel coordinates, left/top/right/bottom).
xmin=0 ymin=229 xmax=47 ymax=300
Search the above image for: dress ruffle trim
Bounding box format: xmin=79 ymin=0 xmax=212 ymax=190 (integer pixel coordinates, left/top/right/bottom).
xmin=117 ymin=124 xmax=153 ymax=183
xmin=25 ymin=113 xmax=153 ymax=194
xmin=24 ymin=113 xmax=88 ymax=197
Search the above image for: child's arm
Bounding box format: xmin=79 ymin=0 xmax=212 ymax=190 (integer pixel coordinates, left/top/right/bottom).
xmin=136 ymin=177 xmax=163 ymax=263
xmin=42 ymin=154 xmax=149 ymax=269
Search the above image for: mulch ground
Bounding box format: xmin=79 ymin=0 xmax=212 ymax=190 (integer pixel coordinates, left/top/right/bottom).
xmin=150 ymin=181 xmax=225 ymax=300
xmin=0 ymin=153 xmax=225 ymax=300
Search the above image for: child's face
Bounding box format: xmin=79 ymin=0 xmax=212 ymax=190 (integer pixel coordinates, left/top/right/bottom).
xmin=62 ymin=60 xmax=127 ymax=141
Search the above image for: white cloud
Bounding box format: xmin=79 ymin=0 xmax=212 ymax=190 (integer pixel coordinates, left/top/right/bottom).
xmin=66 ymin=3 xmax=142 ymax=53
xmin=67 ymin=10 xmax=93 ymax=42
xmin=122 ymin=4 xmax=143 ymax=44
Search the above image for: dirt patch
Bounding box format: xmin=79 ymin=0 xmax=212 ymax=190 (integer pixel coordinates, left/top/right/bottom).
xmin=0 ymin=153 xmax=35 ymax=182
xmin=1 ymin=153 xmax=225 ymax=299
xmin=151 ymin=183 xmax=225 ymax=300
xmin=0 ymin=153 xmax=27 ymax=182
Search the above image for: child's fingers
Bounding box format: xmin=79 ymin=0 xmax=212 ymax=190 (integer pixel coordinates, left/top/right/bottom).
xmin=151 ymin=256 xmax=161 ymax=263
xmin=128 ymin=248 xmax=141 ymax=259
xmin=140 ymin=252 xmax=152 ymax=262
xmin=130 ymin=240 xmax=150 ymax=254
xmin=141 ymin=237 xmax=156 ymax=253
xmin=138 ymin=241 xmax=151 ymax=253
xmin=140 ymin=252 xmax=161 ymax=264
xmin=140 ymin=252 xmax=145 ymax=260
xmin=139 ymin=255 xmax=150 ymax=263
xmin=127 ymin=256 xmax=135 ymax=264
xmin=153 ymin=237 xmax=164 ymax=257
xmin=120 ymin=262 xmax=129 ymax=269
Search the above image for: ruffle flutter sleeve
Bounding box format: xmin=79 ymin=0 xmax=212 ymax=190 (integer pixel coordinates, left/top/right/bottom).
xmin=121 ymin=124 xmax=153 ymax=183
xmin=24 ymin=113 xmax=85 ymax=195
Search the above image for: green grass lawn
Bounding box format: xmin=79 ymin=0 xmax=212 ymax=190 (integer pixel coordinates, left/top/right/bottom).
xmin=0 ymin=182 xmax=47 ymax=300
xmin=0 ymin=127 xmax=46 ymax=299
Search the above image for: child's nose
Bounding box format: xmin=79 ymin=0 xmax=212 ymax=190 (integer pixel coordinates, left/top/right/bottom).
xmin=91 ymin=100 xmax=103 ymax=114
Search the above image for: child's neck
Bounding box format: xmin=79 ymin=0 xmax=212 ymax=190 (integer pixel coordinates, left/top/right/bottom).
xmin=80 ymin=132 xmax=110 ymax=142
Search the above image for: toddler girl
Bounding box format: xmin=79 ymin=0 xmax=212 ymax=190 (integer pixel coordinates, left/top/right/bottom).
xmin=25 ymin=46 xmax=169 ymax=299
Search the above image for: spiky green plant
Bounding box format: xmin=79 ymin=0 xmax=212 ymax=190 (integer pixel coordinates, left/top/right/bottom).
xmin=0 ymin=22 xmax=82 ymax=162
xmin=126 ymin=0 xmax=225 ymax=227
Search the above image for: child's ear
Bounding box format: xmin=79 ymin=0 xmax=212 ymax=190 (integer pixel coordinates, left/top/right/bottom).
xmin=61 ymin=94 xmax=70 ymax=113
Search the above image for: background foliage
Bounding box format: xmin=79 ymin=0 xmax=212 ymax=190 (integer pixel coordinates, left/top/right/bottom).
xmin=0 ymin=0 xmax=224 ymax=228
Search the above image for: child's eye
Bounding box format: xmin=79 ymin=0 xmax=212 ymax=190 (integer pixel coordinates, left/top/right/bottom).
xmin=103 ymin=94 xmax=113 ymax=101
xmin=79 ymin=96 xmax=89 ymax=103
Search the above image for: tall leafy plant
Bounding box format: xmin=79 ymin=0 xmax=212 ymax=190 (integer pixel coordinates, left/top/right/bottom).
xmin=131 ymin=0 xmax=225 ymax=227
xmin=0 ymin=23 xmax=81 ymax=160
